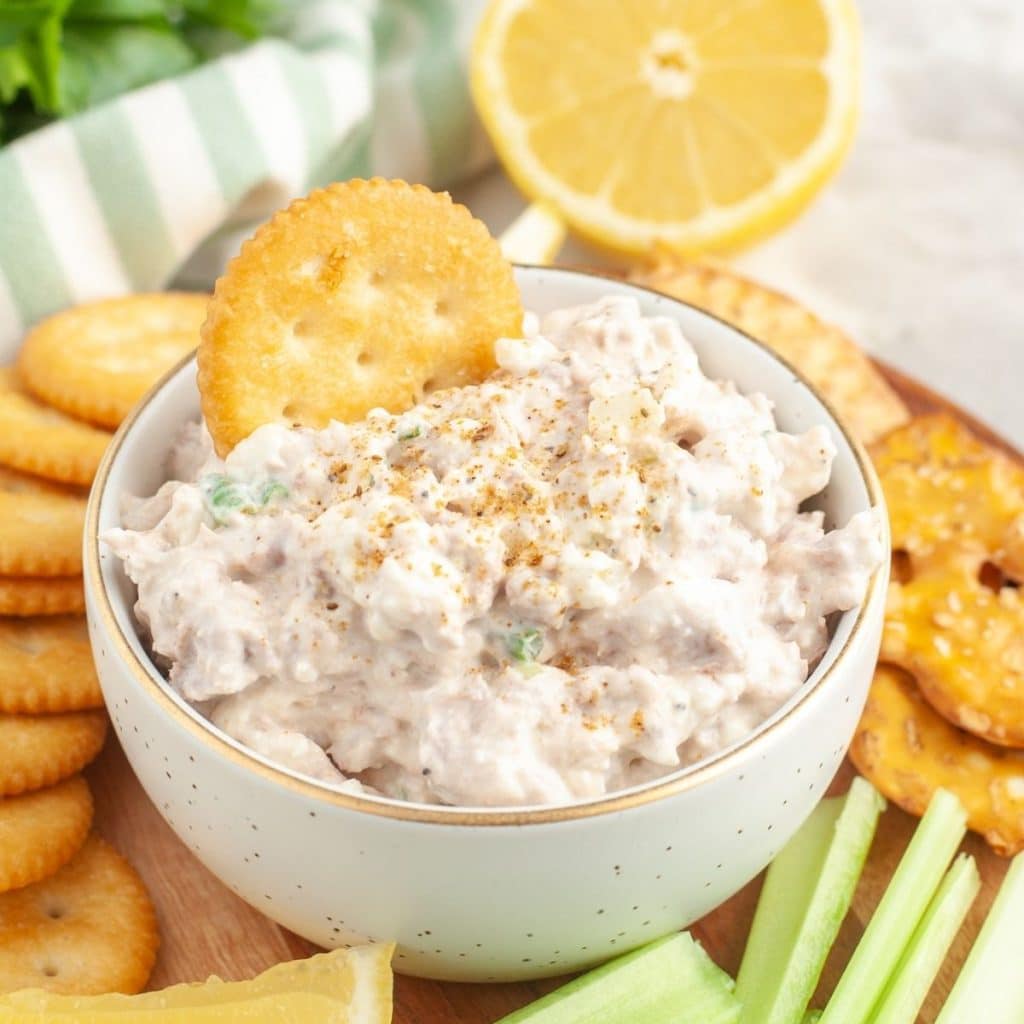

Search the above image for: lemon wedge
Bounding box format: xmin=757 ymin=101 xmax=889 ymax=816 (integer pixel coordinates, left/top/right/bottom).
xmin=472 ymin=0 xmax=860 ymax=255
xmin=0 ymin=944 xmax=393 ymax=1022
xmin=0 ymin=992 xmax=351 ymax=1023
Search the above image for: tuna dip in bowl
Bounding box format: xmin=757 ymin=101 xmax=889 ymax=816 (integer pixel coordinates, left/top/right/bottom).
xmin=104 ymin=292 xmax=882 ymax=808
xmin=87 ymin=183 xmax=887 ymax=980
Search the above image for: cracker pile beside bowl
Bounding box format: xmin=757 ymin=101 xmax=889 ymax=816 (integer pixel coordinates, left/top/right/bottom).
xmin=85 ymin=266 xmax=887 ymax=982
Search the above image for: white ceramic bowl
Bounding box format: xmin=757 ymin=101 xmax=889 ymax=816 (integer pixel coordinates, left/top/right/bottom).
xmin=85 ymin=267 xmax=888 ymax=982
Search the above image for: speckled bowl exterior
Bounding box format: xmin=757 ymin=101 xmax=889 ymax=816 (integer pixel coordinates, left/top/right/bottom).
xmin=85 ymin=267 xmax=888 ymax=982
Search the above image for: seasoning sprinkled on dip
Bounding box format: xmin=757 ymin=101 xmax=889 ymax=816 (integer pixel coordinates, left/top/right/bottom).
xmin=106 ymin=296 xmax=882 ymax=807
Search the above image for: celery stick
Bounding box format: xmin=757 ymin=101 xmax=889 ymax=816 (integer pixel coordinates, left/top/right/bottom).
xmin=935 ymin=852 xmax=1024 ymax=1023
xmin=495 ymin=932 xmax=739 ymax=1024
xmin=736 ymin=777 xmax=885 ymax=1024
xmin=869 ymin=853 xmax=980 ymax=1024
xmin=803 ymin=1014 xmax=821 ymax=1023
xmin=819 ymin=789 xmax=967 ymax=1024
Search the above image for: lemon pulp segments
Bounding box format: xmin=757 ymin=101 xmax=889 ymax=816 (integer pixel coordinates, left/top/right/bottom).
xmin=472 ymin=0 xmax=860 ymax=253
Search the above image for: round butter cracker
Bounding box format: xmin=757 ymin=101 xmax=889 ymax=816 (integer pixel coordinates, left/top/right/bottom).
xmin=0 ymin=369 xmax=110 ymax=486
xmin=0 ymin=576 xmax=84 ymax=617
xmin=0 ymin=466 xmax=87 ymax=577
xmin=0 ymin=835 xmax=158 ymax=995
xmin=0 ymin=710 xmax=107 ymax=797
xmin=0 ymin=616 xmax=102 ymax=713
xmin=199 ymin=179 xmax=524 ymax=456
xmin=0 ymin=775 xmax=93 ymax=894
xmin=18 ymin=293 xmax=209 ymax=429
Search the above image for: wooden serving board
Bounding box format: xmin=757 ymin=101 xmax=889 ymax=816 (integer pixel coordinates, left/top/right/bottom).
xmin=85 ymin=364 xmax=1018 ymax=1024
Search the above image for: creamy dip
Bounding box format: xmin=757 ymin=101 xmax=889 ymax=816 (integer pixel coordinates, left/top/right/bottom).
xmin=106 ymin=296 xmax=882 ymax=807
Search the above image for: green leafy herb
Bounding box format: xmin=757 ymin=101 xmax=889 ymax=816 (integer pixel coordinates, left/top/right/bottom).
xmin=206 ymin=478 xmax=237 ymax=504
xmin=258 ymin=480 xmax=288 ymax=505
xmin=68 ymin=0 xmax=167 ymax=21
xmin=0 ymin=0 xmax=67 ymax=117
xmin=201 ymin=473 xmax=288 ymax=525
xmin=59 ymin=21 xmax=196 ymax=114
xmin=505 ymin=627 xmax=543 ymax=663
xmin=204 ymin=474 xmax=246 ymax=520
xmin=398 ymin=425 xmax=422 ymax=441
xmin=178 ymin=0 xmax=277 ymax=39
xmin=0 ymin=0 xmax=276 ymax=142
xmin=0 ymin=48 xmax=34 ymax=105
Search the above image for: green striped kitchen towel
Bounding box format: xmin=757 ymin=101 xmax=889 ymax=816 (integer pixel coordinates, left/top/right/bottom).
xmin=0 ymin=0 xmax=491 ymax=348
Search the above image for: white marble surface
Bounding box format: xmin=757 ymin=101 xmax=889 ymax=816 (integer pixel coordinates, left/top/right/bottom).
xmin=454 ymin=0 xmax=1024 ymax=447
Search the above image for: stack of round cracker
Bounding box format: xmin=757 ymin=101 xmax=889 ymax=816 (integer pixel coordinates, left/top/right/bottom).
xmin=851 ymin=414 xmax=1024 ymax=856
xmin=0 ymin=295 xmax=200 ymax=995
xmin=0 ymin=293 xmax=209 ymax=614
xmin=0 ymin=626 xmax=158 ymax=994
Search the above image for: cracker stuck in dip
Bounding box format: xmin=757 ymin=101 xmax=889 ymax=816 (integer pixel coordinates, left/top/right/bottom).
xmin=105 ymin=296 xmax=882 ymax=807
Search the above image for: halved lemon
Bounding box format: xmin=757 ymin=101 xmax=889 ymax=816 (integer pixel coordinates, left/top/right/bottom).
xmin=472 ymin=0 xmax=860 ymax=255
